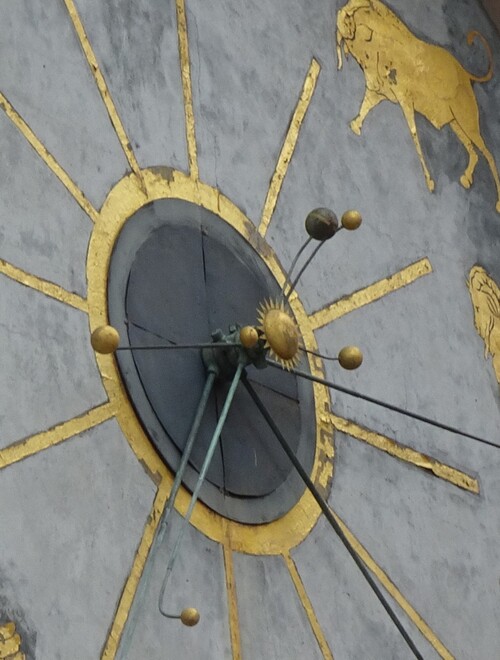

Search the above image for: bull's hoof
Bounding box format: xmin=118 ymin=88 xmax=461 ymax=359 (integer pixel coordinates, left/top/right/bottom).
xmin=496 ymin=200 xmax=500 ymax=214
xmin=349 ymin=119 xmax=362 ymax=136
xmin=426 ymin=178 xmax=435 ymax=192
xmin=460 ymin=173 xmax=472 ymax=189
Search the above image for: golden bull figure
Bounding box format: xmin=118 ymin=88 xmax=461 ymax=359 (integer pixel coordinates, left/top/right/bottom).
xmin=336 ymin=0 xmax=500 ymax=213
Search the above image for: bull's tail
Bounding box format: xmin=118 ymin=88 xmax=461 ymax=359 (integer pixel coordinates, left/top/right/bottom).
xmin=466 ymin=31 xmax=493 ymax=83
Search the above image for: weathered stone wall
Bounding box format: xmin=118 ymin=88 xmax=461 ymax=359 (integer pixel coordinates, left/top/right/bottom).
xmin=0 ymin=1 xmax=498 ymax=658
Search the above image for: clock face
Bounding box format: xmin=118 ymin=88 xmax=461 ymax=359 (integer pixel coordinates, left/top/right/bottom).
xmin=0 ymin=0 xmax=499 ymax=659
xmin=106 ymin=194 xmax=317 ymax=523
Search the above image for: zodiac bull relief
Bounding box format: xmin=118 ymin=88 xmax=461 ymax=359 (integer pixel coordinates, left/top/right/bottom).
xmin=336 ymin=0 xmax=500 ymax=213
xmin=468 ymin=266 xmax=500 ymax=384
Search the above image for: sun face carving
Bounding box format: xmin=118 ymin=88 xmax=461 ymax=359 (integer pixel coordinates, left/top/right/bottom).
xmin=257 ymin=299 xmax=301 ymax=370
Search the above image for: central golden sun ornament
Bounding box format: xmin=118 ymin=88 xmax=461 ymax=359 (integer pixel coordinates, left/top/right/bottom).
xmin=257 ymin=299 xmax=300 ymax=370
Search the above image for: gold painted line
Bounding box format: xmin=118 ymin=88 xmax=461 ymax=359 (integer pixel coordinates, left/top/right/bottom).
xmin=0 ymin=91 xmax=100 ymax=224
xmin=258 ymin=59 xmax=321 ymax=237
xmin=330 ymin=414 xmax=479 ymax=494
xmin=176 ymin=0 xmax=199 ymax=180
xmin=0 ymin=258 xmax=88 ymax=313
xmin=331 ymin=511 xmax=454 ymax=660
xmin=0 ymin=403 xmax=114 ymax=470
xmin=309 ymin=258 xmax=433 ymax=330
xmin=283 ymin=553 xmax=334 ymax=660
xmin=102 ymin=483 xmax=170 ymax=659
xmin=63 ymin=0 xmax=145 ymax=190
xmin=222 ymin=521 xmax=242 ymax=660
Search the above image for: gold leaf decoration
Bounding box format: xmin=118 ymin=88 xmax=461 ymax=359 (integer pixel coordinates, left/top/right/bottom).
xmin=0 ymin=621 xmax=25 ymax=659
xmin=336 ymin=0 xmax=500 ymax=212
xmin=467 ymin=266 xmax=500 ymax=383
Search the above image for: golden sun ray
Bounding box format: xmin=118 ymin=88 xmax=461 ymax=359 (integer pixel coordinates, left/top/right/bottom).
xmin=330 ymin=414 xmax=479 ymax=493
xmin=0 ymin=258 xmax=88 ymax=313
xmin=258 ymin=59 xmax=321 ymax=238
xmin=102 ymin=481 xmax=170 ymax=659
xmin=330 ymin=510 xmax=454 ymax=660
xmin=0 ymin=91 xmax=99 ymax=223
xmin=63 ymin=0 xmax=146 ymax=192
xmin=176 ymin=0 xmax=199 ymax=181
xmin=222 ymin=520 xmax=242 ymax=660
xmin=283 ymin=553 xmax=334 ymax=660
xmin=0 ymin=403 xmax=114 ymax=470
xmin=309 ymin=258 xmax=432 ymax=330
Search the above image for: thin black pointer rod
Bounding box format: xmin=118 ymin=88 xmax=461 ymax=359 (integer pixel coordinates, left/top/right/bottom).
xmin=268 ymin=360 xmax=498 ymax=450
xmin=242 ymin=377 xmax=424 ymax=660
xmin=300 ymin=346 xmax=340 ymax=362
xmin=116 ymin=342 xmax=240 ymax=351
xmin=280 ymin=236 xmax=313 ymax=300
xmin=284 ymin=240 xmax=327 ymax=302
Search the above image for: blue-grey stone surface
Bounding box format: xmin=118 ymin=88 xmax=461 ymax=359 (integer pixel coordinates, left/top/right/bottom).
xmin=233 ymin=552 xmax=324 ymax=660
xmin=0 ymin=0 xmax=498 ymax=658
xmin=0 ymin=420 xmax=155 ymax=659
xmin=0 ymin=277 xmax=106 ymax=450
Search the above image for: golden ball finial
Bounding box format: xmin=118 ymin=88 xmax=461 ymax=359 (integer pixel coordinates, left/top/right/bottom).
xmin=91 ymin=325 xmax=120 ymax=354
xmin=341 ymin=210 xmax=362 ymax=230
xmin=240 ymin=326 xmax=259 ymax=349
xmin=180 ymin=608 xmax=200 ymax=627
xmin=258 ymin=300 xmax=300 ymax=370
xmin=338 ymin=345 xmax=363 ymax=370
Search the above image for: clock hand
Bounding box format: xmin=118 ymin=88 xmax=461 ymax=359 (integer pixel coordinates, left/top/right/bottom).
xmin=300 ymin=346 xmax=344 ymax=361
xmin=242 ymin=376 xmax=425 ymax=660
xmin=280 ymin=235 xmax=312 ymax=298
xmin=269 ymin=360 xmax=499 ymax=449
xmin=92 ymin=325 xmax=259 ymax=356
xmin=284 ymin=238 xmax=330 ymax=302
xmin=118 ymin=365 xmax=218 ymax=658
xmin=158 ymin=359 xmax=246 ymax=620
xmin=115 ymin=341 xmax=241 ymax=351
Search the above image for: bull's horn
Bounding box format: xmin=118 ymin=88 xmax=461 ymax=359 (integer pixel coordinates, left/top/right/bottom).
xmin=336 ymin=30 xmax=343 ymax=70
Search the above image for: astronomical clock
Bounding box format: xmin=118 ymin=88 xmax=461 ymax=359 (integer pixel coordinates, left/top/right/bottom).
xmin=0 ymin=1 xmax=499 ymax=658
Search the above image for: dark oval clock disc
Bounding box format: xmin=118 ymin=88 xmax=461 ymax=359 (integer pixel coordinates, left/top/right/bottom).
xmin=108 ymin=199 xmax=315 ymax=523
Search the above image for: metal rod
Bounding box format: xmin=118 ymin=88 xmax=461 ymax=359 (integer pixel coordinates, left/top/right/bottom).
xmin=242 ymin=377 xmax=424 ymax=660
xmin=116 ymin=342 xmax=240 ymax=352
xmin=159 ymin=361 xmax=245 ymax=618
xmin=268 ymin=360 xmax=498 ymax=450
xmin=280 ymin=236 xmax=313 ymax=300
xmin=117 ymin=369 xmax=217 ymax=658
xmin=300 ymin=346 xmax=340 ymax=362
xmin=285 ymin=239 xmax=327 ymax=302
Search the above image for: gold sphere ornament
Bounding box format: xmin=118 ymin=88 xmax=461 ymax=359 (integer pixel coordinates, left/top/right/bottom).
xmin=90 ymin=325 xmax=120 ymax=354
xmin=180 ymin=608 xmax=200 ymax=627
xmin=257 ymin=299 xmax=300 ymax=370
xmin=239 ymin=325 xmax=259 ymax=348
xmin=341 ymin=210 xmax=362 ymax=230
xmin=338 ymin=345 xmax=363 ymax=370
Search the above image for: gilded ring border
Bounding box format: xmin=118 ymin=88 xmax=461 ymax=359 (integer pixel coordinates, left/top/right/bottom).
xmin=87 ymin=168 xmax=334 ymax=555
